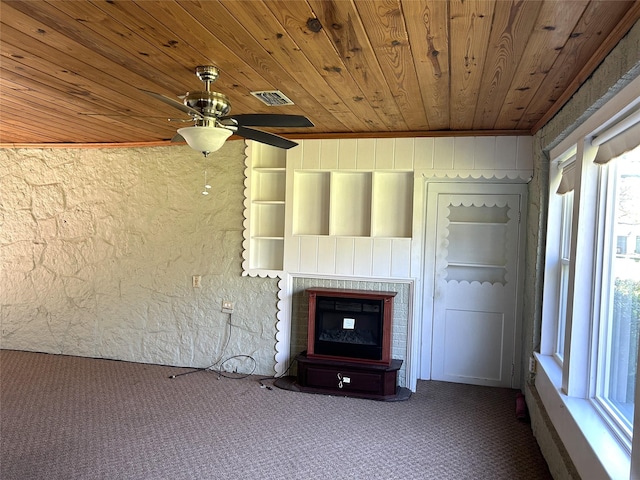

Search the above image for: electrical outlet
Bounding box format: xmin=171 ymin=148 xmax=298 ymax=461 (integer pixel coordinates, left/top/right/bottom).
xmin=222 ymin=300 xmax=234 ymax=313
xmin=529 ymin=356 xmax=536 ymax=373
xmin=192 ymin=275 xmax=202 ymax=288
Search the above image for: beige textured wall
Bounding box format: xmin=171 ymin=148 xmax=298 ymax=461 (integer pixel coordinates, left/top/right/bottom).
xmin=0 ymin=141 xmax=280 ymax=375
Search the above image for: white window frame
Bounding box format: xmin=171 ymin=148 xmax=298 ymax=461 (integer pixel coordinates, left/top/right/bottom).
xmin=538 ymin=74 xmax=640 ymax=480
xmin=556 ymin=189 xmax=573 ymax=362
xmin=593 ymin=152 xmax=640 ymax=447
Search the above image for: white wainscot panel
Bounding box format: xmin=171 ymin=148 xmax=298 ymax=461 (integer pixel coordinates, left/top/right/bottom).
xmin=319 ymin=139 xmax=339 ymax=170
xmin=453 ymin=137 xmax=475 ymax=170
xmin=287 ymin=143 xmax=303 ymax=168
xmin=414 ymin=137 xmax=435 ymax=170
xmin=338 ymin=139 xmax=357 ymax=169
xmin=433 ymin=137 xmax=455 ymax=169
xmin=317 ymin=236 xmax=337 ymax=274
xmin=394 ymin=138 xmax=416 ymax=170
xmin=356 ymin=139 xmax=376 ymax=170
xmin=516 ymin=136 xmax=534 ymax=171
xmin=391 ymin=238 xmax=412 ymax=278
xmin=301 ymin=140 xmax=322 ymax=169
xmin=285 ymin=236 xmax=300 ymax=273
xmin=372 ymin=238 xmax=392 ymax=277
xmin=353 ymin=238 xmax=373 ymax=277
xmin=495 ymin=136 xmax=518 ymax=169
xmin=474 ymin=137 xmax=497 ymax=170
xmin=298 ymin=236 xmax=319 ymax=273
xmin=374 ymin=138 xmax=396 ymax=170
xmin=334 ymin=237 xmax=354 ymax=275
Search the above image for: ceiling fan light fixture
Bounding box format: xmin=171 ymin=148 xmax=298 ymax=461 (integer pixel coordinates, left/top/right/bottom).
xmin=178 ymin=125 xmax=232 ymax=155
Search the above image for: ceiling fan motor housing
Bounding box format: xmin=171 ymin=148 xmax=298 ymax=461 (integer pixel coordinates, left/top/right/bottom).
xmin=183 ymin=91 xmax=231 ymax=125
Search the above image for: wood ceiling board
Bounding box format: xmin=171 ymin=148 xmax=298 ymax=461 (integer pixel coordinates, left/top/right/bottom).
xmin=0 ymin=0 xmax=638 ymax=146
xmin=308 ymin=0 xmax=408 ymax=130
xmin=471 ymin=0 xmax=542 ymax=129
xmin=0 ymin=23 xmax=191 ymax=126
xmin=0 ymin=79 xmax=169 ymax=144
xmin=402 ymin=0 xmax=450 ymax=131
xmin=354 ymin=0 xmax=429 ymax=130
xmin=0 ymin=55 xmax=179 ymax=142
xmin=0 ymin=94 xmax=107 ymax=143
xmin=531 ymin=0 xmax=640 ymax=133
xmin=120 ymin=0 xmax=282 ymax=116
xmin=0 ymin=2 xmax=195 ymax=103
xmin=40 ymin=0 xmax=204 ymax=93
xmin=0 ymin=58 xmax=178 ymax=143
xmin=517 ymin=0 xmax=637 ymax=131
xmin=3 ymin=1 xmax=184 ymax=95
xmin=493 ymin=0 xmax=590 ymax=130
xmin=224 ymin=0 xmax=382 ymax=131
xmin=263 ymin=0 xmax=393 ymax=132
xmin=448 ymin=0 xmax=496 ymax=130
xmin=180 ymin=0 xmax=340 ymax=132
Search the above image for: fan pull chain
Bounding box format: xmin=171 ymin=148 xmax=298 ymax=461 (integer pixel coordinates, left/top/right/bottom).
xmin=202 ymin=170 xmax=212 ymax=195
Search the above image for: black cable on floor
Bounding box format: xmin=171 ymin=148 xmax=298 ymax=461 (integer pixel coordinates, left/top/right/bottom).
xmin=170 ymin=312 xmax=256 ymax=379
xmin=257 ymin=358 xmax=297 ymax=390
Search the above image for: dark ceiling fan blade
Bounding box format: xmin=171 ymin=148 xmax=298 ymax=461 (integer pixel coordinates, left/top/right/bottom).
xmin=141 ymin=89 xmax=203 ymax=118
xmin=221 ymin=114 xmax=313 ymax=128
xmin=235 ymin=125 xmax=298 ymax=149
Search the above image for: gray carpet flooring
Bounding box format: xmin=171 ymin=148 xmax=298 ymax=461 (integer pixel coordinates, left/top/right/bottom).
xmin=0 ymin=350 xmax=551 ymax=479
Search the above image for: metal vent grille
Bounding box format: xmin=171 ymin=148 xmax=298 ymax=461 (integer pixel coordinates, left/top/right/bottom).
xmin=250 ymin=90 xmax=294 ymax=106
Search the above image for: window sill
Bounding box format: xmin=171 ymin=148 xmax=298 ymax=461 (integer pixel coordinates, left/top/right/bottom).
xmin=534 ymin=353 xmax=630 ymax=480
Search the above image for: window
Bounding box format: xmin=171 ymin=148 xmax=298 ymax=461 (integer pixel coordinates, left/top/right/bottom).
xmin=595 ymin=148 xmax=640 ymax=440
xmin=617 ymin=236 xmax=628 ymax=255
xmin=538 ymin=76 xmax=640 ymax=480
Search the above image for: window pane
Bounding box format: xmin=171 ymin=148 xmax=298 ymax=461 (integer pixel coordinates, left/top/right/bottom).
xmin=599 ymin=146 xmax=640 ymax=432
xmin=556 ymin=191 xmax=573 ymax=361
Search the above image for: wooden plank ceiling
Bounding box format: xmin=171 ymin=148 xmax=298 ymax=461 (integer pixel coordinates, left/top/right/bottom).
xmin=1 ymin=0 xmax=639 ymax=146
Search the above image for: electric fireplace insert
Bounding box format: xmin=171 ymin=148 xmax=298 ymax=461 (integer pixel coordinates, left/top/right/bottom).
xmin=306 ymin=288 xmax=395 ymax=366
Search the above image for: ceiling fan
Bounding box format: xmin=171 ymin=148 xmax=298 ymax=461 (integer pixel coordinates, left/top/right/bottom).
xmin=142 ymin=65 xmax=313 ymax=156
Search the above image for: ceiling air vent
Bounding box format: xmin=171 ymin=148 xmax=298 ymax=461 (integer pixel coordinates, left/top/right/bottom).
xmin=250 ymin=90 xmax=294 ymax=106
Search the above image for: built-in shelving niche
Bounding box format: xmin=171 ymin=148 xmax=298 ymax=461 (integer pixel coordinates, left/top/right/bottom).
xmin=292 ymin=171 xmax=413 ymax=238
xmin=243 ymin=142 xmax=287 ymax=276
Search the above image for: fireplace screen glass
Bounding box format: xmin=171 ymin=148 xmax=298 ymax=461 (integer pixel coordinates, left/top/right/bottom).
xmin=314 ymin=297 xmax=384 ymax=360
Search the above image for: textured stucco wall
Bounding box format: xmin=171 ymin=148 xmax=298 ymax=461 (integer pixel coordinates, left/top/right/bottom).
xmin=523 ymin=19 xmax=640 ymax=480
xmin=0 ymin=141 xmax=280 ymax=375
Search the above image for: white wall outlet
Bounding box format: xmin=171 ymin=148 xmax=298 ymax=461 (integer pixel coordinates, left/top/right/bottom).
xmin=222 ymin=300 xmax=234 ymax=313
xmin=192 ymin=275 xmax=202 ymax=288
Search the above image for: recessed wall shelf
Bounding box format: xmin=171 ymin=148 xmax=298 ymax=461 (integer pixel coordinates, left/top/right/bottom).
xmin=292 ymin=171 xmax=413 ymax=238
xmin=243 ymin=142 xmax=287 ymax=276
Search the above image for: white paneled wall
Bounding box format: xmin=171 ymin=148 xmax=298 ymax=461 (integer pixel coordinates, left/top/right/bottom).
xmin=281 ymin=137 xmax=532 ymax=279
xmin=245 ymin=136 xmax=533 ymax=387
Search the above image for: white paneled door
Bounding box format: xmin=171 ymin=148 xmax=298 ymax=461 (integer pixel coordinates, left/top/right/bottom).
xmin=424 ymin=184 xmax=527 ymax=388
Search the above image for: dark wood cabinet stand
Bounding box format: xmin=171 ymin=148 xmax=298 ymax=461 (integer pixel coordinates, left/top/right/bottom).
xmin=295 ymin=352 xmax=409 ymax=401
xmin=289 ymin=288 xmax=410 ymax=401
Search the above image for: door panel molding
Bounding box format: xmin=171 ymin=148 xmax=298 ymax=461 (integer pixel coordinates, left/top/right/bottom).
xmin=420 ymin=182 xmax=528 ymax=388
